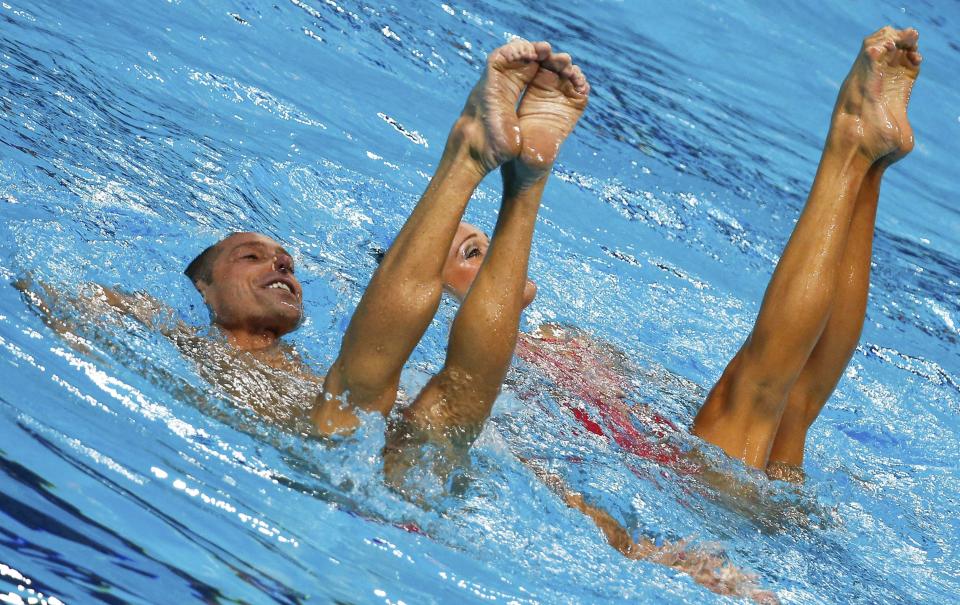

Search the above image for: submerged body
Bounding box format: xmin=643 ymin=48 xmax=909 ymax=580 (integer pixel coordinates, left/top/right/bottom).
xmin=15 ymin=24 xmax=924 ymax=605
xmin=515 ymin=326 xmax=687 ymax=467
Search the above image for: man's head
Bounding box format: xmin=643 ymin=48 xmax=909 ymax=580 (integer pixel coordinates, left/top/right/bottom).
xmin=441 ymin=222 xmax=537 ymax=308
xmin=185 ymin=232 xmax=303 ymax=339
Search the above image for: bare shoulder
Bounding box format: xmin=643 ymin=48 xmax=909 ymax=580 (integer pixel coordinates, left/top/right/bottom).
xmin=16 ymin=276 xmax=192 ymax=340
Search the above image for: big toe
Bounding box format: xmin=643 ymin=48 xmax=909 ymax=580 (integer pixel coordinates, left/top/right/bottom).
xmin=542 ymin=52 xmax=572 ymax=74
xmin=491 ymin=38 xmax=538 ymax=66
xmin=865 ymin=39 xmax=900 ymax=67
xmin=532 ymin=40 xmax=552 ymax=62
xmin=896 ymin=27 xmax=919 ymax=49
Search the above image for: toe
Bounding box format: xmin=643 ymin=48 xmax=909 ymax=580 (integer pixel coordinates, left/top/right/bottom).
xmin=896 ymin=27 xmax=919 ymax=49
xmin=865 ymin=25 xmax=894 ymax=45
xmin=488 ymin=45 xmax=511 ymax=66
xmin=543 ymin=52 xmax=572 ymax=73
xmin=865 ymin=44 xmax=885 ymax=61
xmin=501 ymin=38 xmax=529 ymax=62
xmin=533 ymin=41 xmax=552 ymax=62
xmin=569 ymin=65 xmax=584 ymax=86
xmin=519 ymin=39 xmax=537 ymax=61
xmin=570 ymin=66 xmax=590 ymax=95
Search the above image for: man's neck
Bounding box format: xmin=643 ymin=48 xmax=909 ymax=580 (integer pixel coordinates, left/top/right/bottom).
xmin=218 ymin=325 xmax=281 ymax=352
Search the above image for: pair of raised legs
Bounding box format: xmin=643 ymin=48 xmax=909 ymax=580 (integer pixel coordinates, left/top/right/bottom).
xmin=313 ymin=41 xmax=588 ymax=447
xmin=692 ymin=26 xmax=922 ymax=476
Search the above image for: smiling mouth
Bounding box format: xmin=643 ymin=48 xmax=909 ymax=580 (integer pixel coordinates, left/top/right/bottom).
xmin=266 ymin=281 xmax=294 ymax=295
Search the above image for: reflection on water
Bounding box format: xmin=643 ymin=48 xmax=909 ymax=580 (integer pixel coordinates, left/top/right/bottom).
xmin=1 ymin=0 xmax=958 ymax=603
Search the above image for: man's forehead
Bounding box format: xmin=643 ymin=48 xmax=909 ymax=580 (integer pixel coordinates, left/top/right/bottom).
xmin=220 ymin=232 xmax=286 ymax=252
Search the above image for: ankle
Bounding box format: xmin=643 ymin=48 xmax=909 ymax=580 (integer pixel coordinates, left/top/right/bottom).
xmin=826 ymin=114 xmax=874 ymax=160
xmin=445 ymin=116 xmax=494 ymax=178
xmin=501 ymin=160 xmax=550 ymax=194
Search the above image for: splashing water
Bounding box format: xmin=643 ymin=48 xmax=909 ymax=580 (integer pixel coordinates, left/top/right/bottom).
xmin=1 ymin=1 xmax=957 ymax=604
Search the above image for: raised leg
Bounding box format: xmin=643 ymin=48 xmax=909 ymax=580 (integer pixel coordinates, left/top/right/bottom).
xmin=767 ymin=32 xmax=921 ymax=476
xmin=692 ymin=27 xmax=921 ymax=469
xmin=313 ymin=40 xmax=552 ymax=435
xmin=397 ymin=55 xmax=590 ymax=441
xmin=765 ymin=164 xmax=883 ymax=475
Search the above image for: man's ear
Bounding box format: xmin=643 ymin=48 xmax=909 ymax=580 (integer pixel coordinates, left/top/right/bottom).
xmin=192 ymin=280 xmax=218 ymax=323
xmin=192 ymin=279 xmax=210 ymax=302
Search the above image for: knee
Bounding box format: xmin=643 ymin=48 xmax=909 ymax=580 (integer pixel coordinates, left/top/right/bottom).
xmin=784 ymin=382 xmax=832 ymax=429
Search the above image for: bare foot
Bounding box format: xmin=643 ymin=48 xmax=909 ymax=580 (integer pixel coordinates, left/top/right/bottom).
xmin=458 ymin=39 xmax=552 ymax=173
xmin=513 ymin=51 xmax=590 ymax=177
xmin=833 ymin=26 xmax=922 ymax=163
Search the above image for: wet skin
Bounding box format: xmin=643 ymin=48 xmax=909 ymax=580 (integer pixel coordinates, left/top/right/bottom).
xmin=442 ymin=27 xmax=923 ymax=479
xmin=443 ymin=222 xmax=537 ymax=308
xmin=194 ymin=232 xmax=304 ymax=351
xmin=32 ymin=30 xmax=920 ymax=599
xmin=315 ymin=38 xmax=589 ymax=437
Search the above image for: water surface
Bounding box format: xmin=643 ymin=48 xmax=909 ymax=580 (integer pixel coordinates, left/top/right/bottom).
xmin=1 ymin=1 xmax=958 ymax=603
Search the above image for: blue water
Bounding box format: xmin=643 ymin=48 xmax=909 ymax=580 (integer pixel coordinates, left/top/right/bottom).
xmin=1 ymin=1 xmax=958 ymax=603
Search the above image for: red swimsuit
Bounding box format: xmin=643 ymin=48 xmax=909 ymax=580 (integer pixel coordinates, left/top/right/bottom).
xmin=515 ymin=331 xmax=693 ymax=471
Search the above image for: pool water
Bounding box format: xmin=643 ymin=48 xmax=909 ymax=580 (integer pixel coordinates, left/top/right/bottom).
xmin=1 ymin=1 xmax=958 ymax=603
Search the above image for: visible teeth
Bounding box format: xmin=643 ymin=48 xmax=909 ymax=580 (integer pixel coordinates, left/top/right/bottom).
xmin=268 ymin=282 xmax=292 ymax=293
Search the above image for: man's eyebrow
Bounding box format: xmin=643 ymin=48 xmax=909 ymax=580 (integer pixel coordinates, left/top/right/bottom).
xmin=230 ymin=241 xmax=294 ymax=261
xmin=230 ymin=241 xmax=268 ymax=254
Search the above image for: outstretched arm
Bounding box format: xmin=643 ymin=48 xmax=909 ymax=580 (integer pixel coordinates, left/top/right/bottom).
xmin=15 ymin=277 xmax=178 ymax=337
xmin=314 ymin=40 xmax=553 ymax=435
xmin=525 ymin=461 xmax=777 ymax=602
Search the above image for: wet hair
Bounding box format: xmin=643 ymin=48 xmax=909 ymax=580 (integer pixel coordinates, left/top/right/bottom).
xmin=184 ymin=240 xmax=226 ymax=287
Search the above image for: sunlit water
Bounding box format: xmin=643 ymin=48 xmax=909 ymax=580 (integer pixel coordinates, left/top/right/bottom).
xmin=1 ymin=1 xmax=958 ymax=603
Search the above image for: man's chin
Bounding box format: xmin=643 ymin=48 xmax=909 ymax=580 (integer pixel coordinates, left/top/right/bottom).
xmin=280 ymin=312 xmax=304 ymax=335
xmin=267 ymin=305 xmax=304 ymax=336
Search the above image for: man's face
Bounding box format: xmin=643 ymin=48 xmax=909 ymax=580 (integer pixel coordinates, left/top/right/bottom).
xmin=442 ymin=222 xmax=537 ymax=307
xmin=198 ymin=232 xmax=304 ymax=337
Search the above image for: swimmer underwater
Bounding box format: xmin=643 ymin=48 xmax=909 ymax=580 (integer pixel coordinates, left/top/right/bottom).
xmin=18 ymin=25 xmax=922 ymax=603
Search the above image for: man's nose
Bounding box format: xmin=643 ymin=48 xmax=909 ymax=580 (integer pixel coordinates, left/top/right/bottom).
xmin=273 ymin=254 xmax=293 ymax=273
